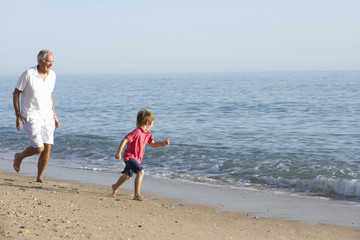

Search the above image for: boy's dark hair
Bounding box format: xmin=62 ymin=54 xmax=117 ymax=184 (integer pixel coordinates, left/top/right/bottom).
xmin=137 ymin=109 xmax=155 ymax=127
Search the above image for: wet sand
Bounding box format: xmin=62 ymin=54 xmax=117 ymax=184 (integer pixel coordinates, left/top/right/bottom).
xmin=1 ymin=169 xmax=359 ymax=239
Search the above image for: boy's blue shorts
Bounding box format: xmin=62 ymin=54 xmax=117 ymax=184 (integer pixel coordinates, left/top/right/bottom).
xmin=122 ymin=158 xmax=143 ymax=177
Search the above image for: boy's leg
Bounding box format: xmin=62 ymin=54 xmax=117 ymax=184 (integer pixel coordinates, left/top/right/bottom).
xmin=112 ymin=174 xmax=131 ymax=196
xmin=133 ymin=170 xmax=146 ymax=201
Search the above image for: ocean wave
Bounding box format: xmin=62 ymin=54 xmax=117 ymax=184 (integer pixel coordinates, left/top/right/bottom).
xmin=262 ymin=175 xmax=360 ymax=198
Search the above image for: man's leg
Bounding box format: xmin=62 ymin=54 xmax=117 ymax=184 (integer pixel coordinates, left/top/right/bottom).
xmin=13 ymin=146 xmax=44 ymax=173
xmin=134 ymin=170 xmax=146 ymax=201
xmin=15 ymin=117 xmax=46 ymax=174
xmin=36 ymin=144 xmax=51 ymax=183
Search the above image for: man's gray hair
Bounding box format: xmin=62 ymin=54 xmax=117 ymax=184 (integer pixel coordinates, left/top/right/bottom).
xmin=37 ymin=49 xmax=53 ymax=62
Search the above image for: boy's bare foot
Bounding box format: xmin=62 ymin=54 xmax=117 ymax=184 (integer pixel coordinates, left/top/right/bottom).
xmin=13 ymin=153 xmax=21 ymax=173
xmin=36 ymin=177 xmax=44 ymax=183
xmin=133 ymin=195 xmax=147 ymax=201
xmin=111 ymin=184 xmax=118 ymax=196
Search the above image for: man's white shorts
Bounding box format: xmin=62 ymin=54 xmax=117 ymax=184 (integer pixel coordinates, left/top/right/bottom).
xmin=23 ymin=117 xmax=55 ymax=148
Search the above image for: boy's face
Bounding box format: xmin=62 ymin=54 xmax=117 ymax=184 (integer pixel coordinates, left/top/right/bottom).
xmin=147 ymin=121 xmax=154 ymax=130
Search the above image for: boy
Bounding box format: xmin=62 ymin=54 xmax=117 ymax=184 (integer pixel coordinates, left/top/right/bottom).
xmin=112 ymin=109 xmax=170 ymax=201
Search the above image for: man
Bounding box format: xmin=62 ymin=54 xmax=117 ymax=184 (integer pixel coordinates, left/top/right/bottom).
xmin=13 ymin=50 xmax=60 ymax=183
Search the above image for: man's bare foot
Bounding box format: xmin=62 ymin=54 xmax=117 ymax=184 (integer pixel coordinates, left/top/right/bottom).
xmin=133 ymin=195 xmax=147 ymax=201
xmin=13 ymin=153 xmax=21 ymax=173
xmin=111 ymin=184 xmax=118 ymax=196
xmin=36 ymin=177 xmax=44 ymax=183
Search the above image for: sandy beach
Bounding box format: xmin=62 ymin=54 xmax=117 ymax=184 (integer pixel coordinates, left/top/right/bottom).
xmin=1 ymin=170 xmax=359 ymax=240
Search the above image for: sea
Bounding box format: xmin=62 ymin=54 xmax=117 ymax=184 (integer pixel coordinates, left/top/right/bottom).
xmin=1 ymin=71 xmax=360 ymax=202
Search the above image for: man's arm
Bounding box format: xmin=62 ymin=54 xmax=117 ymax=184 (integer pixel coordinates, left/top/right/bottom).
xmin=51 ymin=96 xmax=60 ymax=129
xmin=13 ymin=88 xmax=24 ymax=131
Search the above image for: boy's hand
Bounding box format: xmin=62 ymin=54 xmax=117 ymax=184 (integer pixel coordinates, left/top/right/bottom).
xmin=115 ymin=154 xmax=121 ymax=160
xmin=164 ymin=138 xmax=170 ymax=146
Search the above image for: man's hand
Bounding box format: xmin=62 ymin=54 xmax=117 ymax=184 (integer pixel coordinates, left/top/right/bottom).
xmin=16 ymin=116 xmax=25 ymax=131
xmin=54 ymin=116 xmax=60 ymax=129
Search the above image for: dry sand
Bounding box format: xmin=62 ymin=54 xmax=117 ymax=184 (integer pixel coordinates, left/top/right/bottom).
xmin=1 ymin=172 xmax=359 ymax=240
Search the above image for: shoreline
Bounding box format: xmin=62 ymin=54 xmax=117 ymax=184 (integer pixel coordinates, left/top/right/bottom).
xmin=1 ymin=159 xmax=360 ymax=226
xmin=1 ymin=173 xmax=360 ymax=239
xmin=1 ymin=159 xmax=359 ymax=227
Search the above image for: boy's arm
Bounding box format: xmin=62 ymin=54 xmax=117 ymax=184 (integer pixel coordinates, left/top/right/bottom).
xmin=150 ymin=138 xmax=170 ymax=148
xmin=115 ymin=138 xmax=128 ymax=159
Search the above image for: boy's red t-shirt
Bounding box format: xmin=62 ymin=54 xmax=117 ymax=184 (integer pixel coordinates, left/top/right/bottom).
xmin=123 ymin=127 xmax=154 ymax=163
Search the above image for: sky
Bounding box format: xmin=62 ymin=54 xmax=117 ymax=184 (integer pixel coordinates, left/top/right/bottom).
xmin=0 ymin=0 xmax=359 ymax=75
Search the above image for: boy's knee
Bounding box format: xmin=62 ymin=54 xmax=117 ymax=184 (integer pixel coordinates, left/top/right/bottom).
xmin=137 ymin=170 xmax=144 ymax=176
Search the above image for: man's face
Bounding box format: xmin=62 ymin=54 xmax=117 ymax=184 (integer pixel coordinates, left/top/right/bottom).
xmin=38 ymin=54 xmax=54 ymax=73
